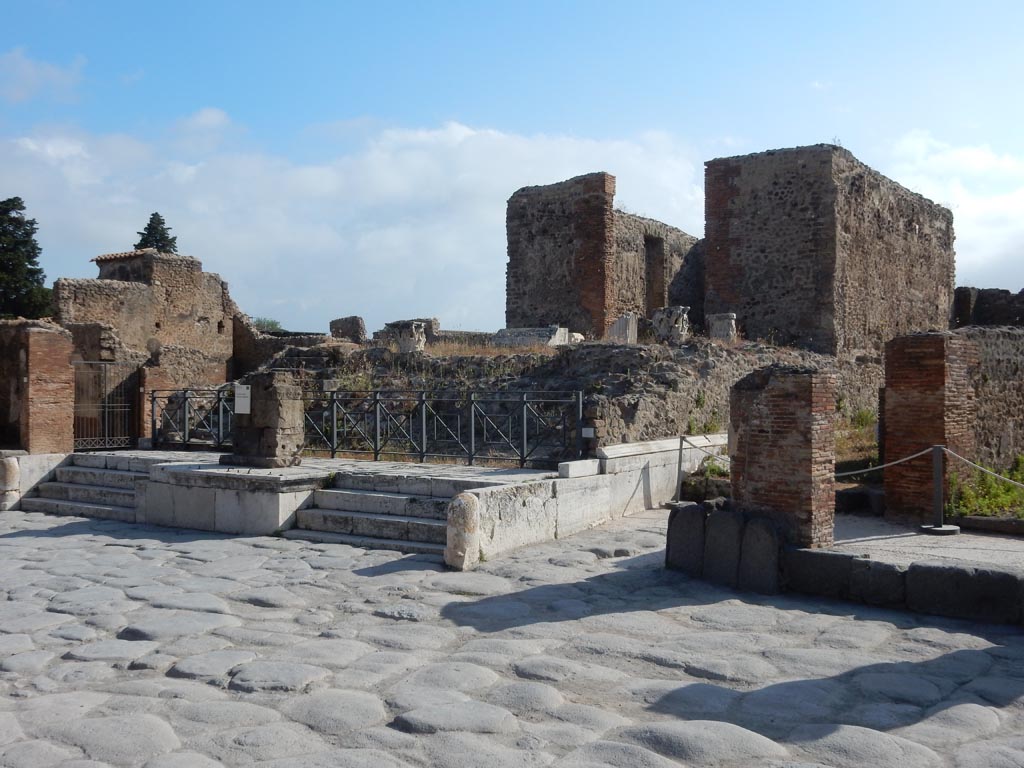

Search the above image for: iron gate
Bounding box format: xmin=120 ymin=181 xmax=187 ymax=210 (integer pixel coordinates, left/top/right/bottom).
xmin=73 ymin=362 xmax=140 ymax=450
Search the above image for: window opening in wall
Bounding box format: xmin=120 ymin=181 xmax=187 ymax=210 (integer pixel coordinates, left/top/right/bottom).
xmin=645 ymin=235 xmax=666 ymax=317
xmin=217 ymin=320 xmax=225 ymax=334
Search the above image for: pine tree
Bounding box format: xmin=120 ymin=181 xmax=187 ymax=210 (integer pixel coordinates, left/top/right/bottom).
xmin=134 ymin=212 xmax=178 ymax=253
xmin=0 ymin=197 xmax=52 ymax=318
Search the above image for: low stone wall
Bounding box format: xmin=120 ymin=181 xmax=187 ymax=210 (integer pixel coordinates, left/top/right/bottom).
xmin=667 ymin=500 xmax=1024 ymax=625
xmin=0 ymin=451 xmax=70 ymax=510
xmin=445 ymin=434 xmax=726 ymax=569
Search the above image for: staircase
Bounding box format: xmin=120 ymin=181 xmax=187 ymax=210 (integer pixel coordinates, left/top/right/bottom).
xmin=283 ymin=471 xmax=508 ymax=556
xmin=20 ymin=453 xmax=144 ymax=522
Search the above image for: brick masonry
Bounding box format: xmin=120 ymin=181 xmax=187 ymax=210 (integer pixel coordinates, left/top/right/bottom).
xmin=730 ymin=365 xmax=837 ymax=548
xmin=884 ymin=328 xmax=1024 ymax=520
xmin=0 ymin=322 xmax=74 ymax=454
xmin=505 ymin=173 xmax=699 ymax=338
xmin=705 ymin=145 xmax=954 ymax=356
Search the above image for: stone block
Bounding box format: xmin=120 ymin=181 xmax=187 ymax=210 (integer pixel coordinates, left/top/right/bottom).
xmin=665 ymin=502 xmax=706 ymax=577
xmin=782 ymin=548 xmax=855 ymax=599
xmin=702 ymin=507 xmax=745 ymax=587
xmin=605 ymin=313 xmax=638 ymax=344
xmin=905 ymin=560 xmax=1023 ymax=625
xmin=553 ymin=474 xmax=611 ymax=537
xmin=651 ymin=306 xmax=690 ymax=344
xmin=329 ymin=315 xmax=367 ymax=344
xmin=848 ymin=558 xmax=907 ymax=607
xmin=493 ymin=326 xmax=569 ymax=348
xmin=395 ymin=321 xmax=427 ymax=353
xmin=737 ymin=517 xmax=781 ymax=594
xmin=445 ymin=493 xmax=480 ymax=571
xmin=707 ymin=313 xmax=737 ymax=342
xmin=558 ymin=459 xmax=601 ymax=478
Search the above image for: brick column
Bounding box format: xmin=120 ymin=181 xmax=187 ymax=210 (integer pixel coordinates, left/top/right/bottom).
xmin=730 ymin=365 xmax=837 ymax=548
xmin=883 ymin=333 xmax=977 ymax=521
xmin=21 ymin=327 xmax=74 ymax=454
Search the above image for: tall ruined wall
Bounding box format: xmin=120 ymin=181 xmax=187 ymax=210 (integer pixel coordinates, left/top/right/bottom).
xmin=0 ymin=324 xmax=23 ymax=447
xmin=506 ymin=173 xmax=616 ymax=337
xmin=705 ymin=145 xmax=954 ymax=355
xmin=53 ymin=253 xmax=236 ymax=381
xmin=954 ymin=287 xmax=1024 ymax=327
xmin=705 ymin=146 xmax=839 ymax=352
xmin=610 ymin=211 xmax=699 ymax=327
xmin=832 ymin=150 xmax=954 ymax=355
xmin=958 ymin=326 xmax=1024 ymax=468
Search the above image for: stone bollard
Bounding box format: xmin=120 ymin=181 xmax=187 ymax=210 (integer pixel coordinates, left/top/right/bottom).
xmin=707 ymin=313 xmax=738 ymax=343
xmin=445 ymin=492 xmax=481 ymax=570
xmin=221 ymin=371 xmax=304 ymax=468
xmin=0 ymin=457 xmax=21 ymax=511
xmin=395 ymin=321 xmax=427 ymax=353
xmin=651 ymin=306 xmax=690 ymax=344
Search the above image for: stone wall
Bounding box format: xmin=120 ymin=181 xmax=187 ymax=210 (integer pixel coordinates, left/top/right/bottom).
xmin=954 ymin=287 xmax=1024 ymax=327
xmin=54 ymin=252 xmax=237 ymax=375
xmin=705 ymin=145 xmax=954 ymax=356
xmin=232 ymin=316 xmax=330 ymax=377
xmin=505 ymin=172 xmax=698 ymax=338
xmin=730 ymin=366 xmax=837 ymax=548
xmin=0 ymin=321 xmax=74 ymax=454
xmin=962 ymin=327 xmax=1024 ymax=468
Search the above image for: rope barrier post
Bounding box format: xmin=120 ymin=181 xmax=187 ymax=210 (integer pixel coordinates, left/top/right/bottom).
xmin=922 ymin=444 xmax=960 ymax=536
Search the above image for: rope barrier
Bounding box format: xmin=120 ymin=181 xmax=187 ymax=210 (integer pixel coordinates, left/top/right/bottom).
xmin=943 ymin=448 xmax=1024 ymax=491
xmin=834 ymin=446 xmax=933 ymax=478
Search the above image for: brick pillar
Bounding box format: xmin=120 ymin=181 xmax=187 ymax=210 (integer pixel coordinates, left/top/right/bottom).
xmin=221 ymin=371 xmax=303 ymax=468
xmin=883 ymin=333 xmax=977 ymax=521
xmin=730 ymin=365 xmax=837 ymax=548
xmin=21 ymin=327 xmax=74 ymax=454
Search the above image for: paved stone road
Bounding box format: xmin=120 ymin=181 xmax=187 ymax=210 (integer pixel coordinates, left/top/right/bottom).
xmin=0 ymin=508 xmax=1021 ymax=767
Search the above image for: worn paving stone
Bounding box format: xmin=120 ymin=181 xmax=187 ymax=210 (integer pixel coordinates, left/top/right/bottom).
xmin=46 ymin=714 xmax=180 ymax=765
xmin=116 ymin=612 xmax=240 ymax=641
xmin=283 ymin=689 xmax=387 ymax=734
xmin=617 ymin=721 xmax=789 ymax=764
xmin=167 ymin=650 xmax=257 ymax=679
xmin=228 ymin=661 xmax=331 ymax=692
xmin=64 ymin=640 xmax=160 ymax=663
xmin=394 ymin=701 xmax=519 ymax=734
xmin=787 ymin=723 xmax=942 ymax=768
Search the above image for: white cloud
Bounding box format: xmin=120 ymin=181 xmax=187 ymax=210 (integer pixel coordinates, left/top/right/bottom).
xmin=0 ymin=116 xmax=705 ymax=334
xmin=0 ymin=48 xmax=84 ymax=103
xmin=887 ymin=130 xmax=1024 ymax=291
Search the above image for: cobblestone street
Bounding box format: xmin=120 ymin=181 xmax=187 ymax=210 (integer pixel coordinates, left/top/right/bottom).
xmin=0 ymin=508 xmax=1021 ymax=767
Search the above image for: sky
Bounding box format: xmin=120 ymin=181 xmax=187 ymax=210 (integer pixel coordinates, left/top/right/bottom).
xmin=2 ymin=0 xmax=1022 ymax=333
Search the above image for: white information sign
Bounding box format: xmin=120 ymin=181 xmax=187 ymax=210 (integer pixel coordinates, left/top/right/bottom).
xmin=235 ymin=384 xmax=252 ymax=415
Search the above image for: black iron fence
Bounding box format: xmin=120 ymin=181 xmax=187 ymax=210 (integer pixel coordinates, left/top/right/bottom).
xmin=74 ymin=362 xmax=140 ymax=450
xmin=151 ymin=388 xmax=583 ymax=468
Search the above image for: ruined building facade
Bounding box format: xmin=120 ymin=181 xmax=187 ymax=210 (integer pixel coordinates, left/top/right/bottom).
xmin=505 ymin=172 xmax=700 ymax=338
xmin=704 ymin=145 xmax=955 ymax=355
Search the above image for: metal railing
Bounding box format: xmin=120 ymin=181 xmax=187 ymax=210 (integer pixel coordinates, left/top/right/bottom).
xmin=151 ymin=389 xmax=235 ymax=449
xmin=152 ymin=388 xmax=583 ymax=468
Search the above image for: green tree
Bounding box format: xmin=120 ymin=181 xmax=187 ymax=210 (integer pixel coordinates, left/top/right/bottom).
xmin=0 ymin=197 xmax=52 ymax=318
xmin=134 ymin=212 xmax=178 ymax=253
xmin=252 ymin=316 xmax=282 ymax=332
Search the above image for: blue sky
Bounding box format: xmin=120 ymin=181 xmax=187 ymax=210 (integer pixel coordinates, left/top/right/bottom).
xmin=3 ymin=0 xmax=1022 ymax=332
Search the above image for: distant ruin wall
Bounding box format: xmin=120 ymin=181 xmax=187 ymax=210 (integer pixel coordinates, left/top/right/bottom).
xmin=609 ymin=211 xmax=699 ymax=328
xmin=506 ymin=173 xmax=615 ymax=337
xmin=54 ymin=254 xmax=235 ymax=369
xmin=232 ymin=316 xmax=329 ymax=377
xmin=954 ymin=287 xmax=1024 ymax=327
xmin=959 ymin=326 xmax=1024 ymax=468
xmin=705 ymin=145 xmax=954 ymax=355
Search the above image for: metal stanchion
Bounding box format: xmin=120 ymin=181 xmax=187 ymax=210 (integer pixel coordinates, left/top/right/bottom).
xmin=922 ymin=444 xmax=960 ymax=535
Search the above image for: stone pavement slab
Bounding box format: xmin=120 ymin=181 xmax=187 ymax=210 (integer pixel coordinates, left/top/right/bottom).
xmin=0 ymin=507 xmax=1020 ymax=766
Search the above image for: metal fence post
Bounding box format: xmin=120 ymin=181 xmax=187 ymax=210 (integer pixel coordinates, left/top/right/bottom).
xmin=924 ymin=444 xmax=960 ymax=535
xmin=183 ymin=390 xmax=191 ymax=446
xmin=520 ymin=393 xmax=529 ymax=468
xmin=468 ymin=393 xmax=476 ymax=466
xmin=150 ymin=391 xmax=158 ymax=448
xmin=373 ymin=390 xmax=381 ymax=461
xmin=216 ymin=390 xmax=225 ymax=446
xmin=575 ymin=391 xmax=584 ymax=459
xmin=419 ymin=391 xmax=427 ymax=463
xmin=330 ymin=393 xmax=338 ymax=458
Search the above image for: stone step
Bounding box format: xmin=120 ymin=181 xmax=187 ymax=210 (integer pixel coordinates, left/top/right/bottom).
xmin=37 ymin=482 xmax=135 ymax=507
xmin=297 ymin=507 xmax=447 ymax=544
xmin=313 ymin=489 xmax=449 ymax=520
xmin=55 ymin=466 xmax=146 ymax=490
xmin=331 ymin=472 xmax=505 ymax=498
xmin=280 ymin=528 xmax=445 ymax=557
xmin=20 ymin=496 xmax=136 ymax=523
